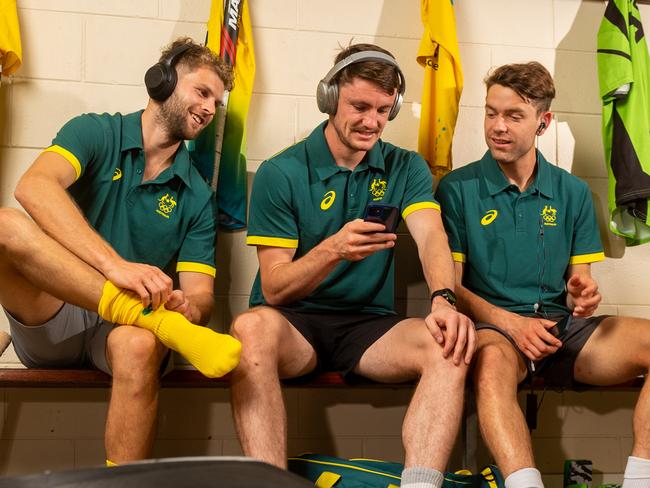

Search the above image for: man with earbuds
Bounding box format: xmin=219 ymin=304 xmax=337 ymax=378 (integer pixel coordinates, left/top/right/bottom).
xmin=230 ymin=43 xmax=475 ymax=487
xmin=0 ymin=38 xmax=241 ymax=465
xmin=436 ymin=62 xmax=650 ymax=488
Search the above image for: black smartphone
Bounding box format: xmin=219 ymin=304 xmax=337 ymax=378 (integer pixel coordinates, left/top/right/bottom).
xmin=363 ymin=204 xmax=399 ymax=233
xmin=552 ymin=315 xmax=572 ymax=337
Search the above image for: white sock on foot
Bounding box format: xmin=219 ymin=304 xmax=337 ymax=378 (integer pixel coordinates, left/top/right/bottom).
xmin=505 ymin=467 xmax=544 ymax=488
xmin=623 ymin=456 xmax=650 ymax=488
xmin=401 ymin=467 xmax=445 ymax=488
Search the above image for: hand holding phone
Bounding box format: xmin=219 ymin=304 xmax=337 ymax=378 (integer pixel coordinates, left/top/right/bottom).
xmin=363 ymin=204 xmax=399 ymax=233
xmin=551 ymin=315 xmax=572 ymax=337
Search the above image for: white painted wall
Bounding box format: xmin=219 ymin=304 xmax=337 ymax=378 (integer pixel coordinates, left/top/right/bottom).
xmin=0 ymin=0 xmax=648 ymax=484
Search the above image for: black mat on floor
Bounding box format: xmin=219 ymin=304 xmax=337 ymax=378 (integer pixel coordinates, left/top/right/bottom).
xmin=0 ymin=457 xmax=312 ymax=487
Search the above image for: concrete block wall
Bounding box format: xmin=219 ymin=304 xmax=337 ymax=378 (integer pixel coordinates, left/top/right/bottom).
xmin=0 ymin=0 xmax=648 ymax=482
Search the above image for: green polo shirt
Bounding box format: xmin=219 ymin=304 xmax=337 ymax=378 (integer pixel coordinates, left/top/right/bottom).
xmin=435 ymin=151 xmax=605 ymax=315
xmin=247 ymin=121 xmax=439 ymax=314
xmin=43 ymin=111 xmax=216 ymax=277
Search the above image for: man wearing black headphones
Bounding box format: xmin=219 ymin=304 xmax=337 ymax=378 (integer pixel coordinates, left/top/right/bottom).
xmin=230 ymin=43 xmax=475 ymax=487
xmin=436 ymin=62 xmax=650 ymax=488
xmin=0 ymin=38 xmax=241 ymax=465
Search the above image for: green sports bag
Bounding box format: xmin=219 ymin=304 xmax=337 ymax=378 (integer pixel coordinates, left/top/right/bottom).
xmin=288 ymin=453 xmax=505 ymax=487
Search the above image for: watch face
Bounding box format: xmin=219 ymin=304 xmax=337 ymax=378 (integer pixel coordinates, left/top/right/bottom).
xmin=432 ymin=288 xmax=456 ymax=305
xmin=443 ymin=291 xmax=456 ymax=305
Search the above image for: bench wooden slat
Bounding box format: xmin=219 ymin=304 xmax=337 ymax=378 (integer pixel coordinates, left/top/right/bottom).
xmin=0 ymin=368 xmax=643 ymax=390
xmin=0 ymin=369 xmax=350 ymax=388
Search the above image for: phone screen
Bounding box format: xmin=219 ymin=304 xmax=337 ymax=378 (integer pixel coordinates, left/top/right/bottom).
xmin=363 ymin=204 xmax=399 ymax=233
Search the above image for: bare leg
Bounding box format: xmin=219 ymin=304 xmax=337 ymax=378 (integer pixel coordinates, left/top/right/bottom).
xmin=472 ymin=330 xmax=531 ymax=477
xmin=0 ymin=208 xmax=103 ymax=322
xmin=355 ymin=318 xmax=468 ymax=470
xmin=104 ymin=326 xmax=168 ymax=462
xmin=230 ymin=307 xmax=317 ymax=468
xmin=574 ymin=317 xmax=650 ymax=459
xmin=0 ymin=208 xmax=239 ymax=379
xmin=0 ymin=208 xmax=166 ymax=463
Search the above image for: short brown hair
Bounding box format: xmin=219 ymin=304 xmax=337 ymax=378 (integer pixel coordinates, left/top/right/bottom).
xmin=484 ymin=62 xmax=555 ymax=113
xmin=333 ymin=43 xmax=401 ymax=96
xmin=160 ymin=37 xmax=234 ymax=91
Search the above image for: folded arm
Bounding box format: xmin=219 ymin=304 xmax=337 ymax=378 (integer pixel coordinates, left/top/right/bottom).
xmin=15 ymin=151 xmax=172 ymax=308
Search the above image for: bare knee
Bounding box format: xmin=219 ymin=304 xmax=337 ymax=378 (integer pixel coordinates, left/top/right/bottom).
xmin=473 ymin=343 xmax=521 ymax=393
xmin=230 ymin=309 xmax=283 ymax=368
xmin=417 ymin=340 xmax=469 ymax=384
xmin=107 ymin=327 xmax=163 ymax=382
xmin=0 ymin=208 xmax=34 ymax=252
xmin=231 ymin=308 xmax=283 ymax=353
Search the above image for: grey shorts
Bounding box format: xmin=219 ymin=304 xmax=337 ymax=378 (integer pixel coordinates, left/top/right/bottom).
xmin=476 ymin=314 xmax=610 ymax=389
xmin=5 ymin=303 xmax=173 ymax=375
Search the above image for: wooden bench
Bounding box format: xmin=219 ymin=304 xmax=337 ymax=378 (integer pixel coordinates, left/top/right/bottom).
xmin=0 ymin=368 xmax=641 ymax=389
xmin=0 ymin=368 xmax=410 ymax=388
xmin=0 ymin=367 xmax=643 ymax=473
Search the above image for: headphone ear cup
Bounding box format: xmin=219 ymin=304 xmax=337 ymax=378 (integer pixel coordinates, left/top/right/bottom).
xmin=145 ymin=44 xmax=191 ymax=102
xmin=316 ymin=79 xmax=338 ymax=115
xmin=145 ymin=63 xmax=166 ymax=101
xmin=145 ymin=61 xmax=177 ymax=101
xmin=388 ymin=91 xmax=403 ymax=121
xmin=316 ymin=79 xmax=330 ymax=114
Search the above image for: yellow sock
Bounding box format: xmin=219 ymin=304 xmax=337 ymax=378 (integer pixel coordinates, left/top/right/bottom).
xmin=98 ymin=281 xmax=241 ymax=378
xmin=106 ymin=459 xmax=118 ymax=467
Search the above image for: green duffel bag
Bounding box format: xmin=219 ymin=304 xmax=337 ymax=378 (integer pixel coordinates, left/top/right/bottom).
xmin=288 ymin=453 xmax=505 ymax=487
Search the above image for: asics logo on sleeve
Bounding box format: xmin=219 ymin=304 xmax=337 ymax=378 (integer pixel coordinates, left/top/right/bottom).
xmin=481 ymin=209 xmax=498 ymax=225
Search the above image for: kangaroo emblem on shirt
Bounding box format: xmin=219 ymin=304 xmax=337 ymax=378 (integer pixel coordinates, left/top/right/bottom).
xmin=156 ymin=193 xmax=177 ymax=219
xmin=541 ymin=205 xmax=557 ymax=226
xmin=369 ymin=178 xmax=387 ymax=201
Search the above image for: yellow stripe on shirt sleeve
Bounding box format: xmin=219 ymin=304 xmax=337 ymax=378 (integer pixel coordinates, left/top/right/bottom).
xmin=402 ymin=201 xmax=440 ymax=220
xmin=246 ymin=236 xmax=299 ymax=248
xmin=176 ymin=262 xmax=216 ymax=277
xmin=451 ymin=252 xmax=466 ymax=263
xmin=43 ymin=145 xmax=82 ymax=181
xmin=569 ymin=252 xmax=605 ymax=265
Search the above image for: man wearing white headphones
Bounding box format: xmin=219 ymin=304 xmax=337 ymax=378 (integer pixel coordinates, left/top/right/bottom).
xmin=0 ymin=38 xmax=241 ymax=465
xmin=231 ymin=43 xmax=475 ymax=487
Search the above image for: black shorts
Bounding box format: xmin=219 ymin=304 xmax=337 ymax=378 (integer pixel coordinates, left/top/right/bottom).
xmin=274 ymin=307 xmax=406 ymax=379
xmin=476 ymin=314 xmax=610 ymax=389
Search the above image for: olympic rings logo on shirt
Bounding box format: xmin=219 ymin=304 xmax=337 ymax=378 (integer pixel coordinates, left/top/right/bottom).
xmin=320 ymin=191 xmax=336 ymax=210
xmin=481 ymin=209 xmax=498 ymax=226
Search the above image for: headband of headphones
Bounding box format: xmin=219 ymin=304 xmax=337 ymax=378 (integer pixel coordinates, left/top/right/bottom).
xmin=144 ymin=43 xmax=192 ymax=102
xmin=316 ymin=50 xmax=406 ymax=121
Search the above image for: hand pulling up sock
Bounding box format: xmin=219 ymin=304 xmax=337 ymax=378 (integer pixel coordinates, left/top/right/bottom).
xmin=97 ymin=281 xmax=241 ymax=378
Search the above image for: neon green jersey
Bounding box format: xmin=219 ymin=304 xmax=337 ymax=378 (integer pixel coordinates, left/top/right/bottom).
xmin=597 ymin=0 xmax=650 ymax=245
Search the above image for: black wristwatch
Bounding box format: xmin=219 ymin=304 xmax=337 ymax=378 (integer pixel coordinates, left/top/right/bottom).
xmin=430 ymin=288 xmax=457 ymax=306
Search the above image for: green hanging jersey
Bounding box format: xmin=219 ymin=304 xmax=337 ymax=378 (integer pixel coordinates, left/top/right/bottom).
xmin=597 ymin=0 xmax=650 ymax=246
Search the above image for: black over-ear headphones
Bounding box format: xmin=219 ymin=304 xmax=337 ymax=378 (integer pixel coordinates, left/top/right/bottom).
xmin=145 ymin=43 xmax=192 ymax=102
xmin=316 ymin=51 xmax=406 ymax=121
xmin=536 ymin=121 xmax=546 ymax=135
